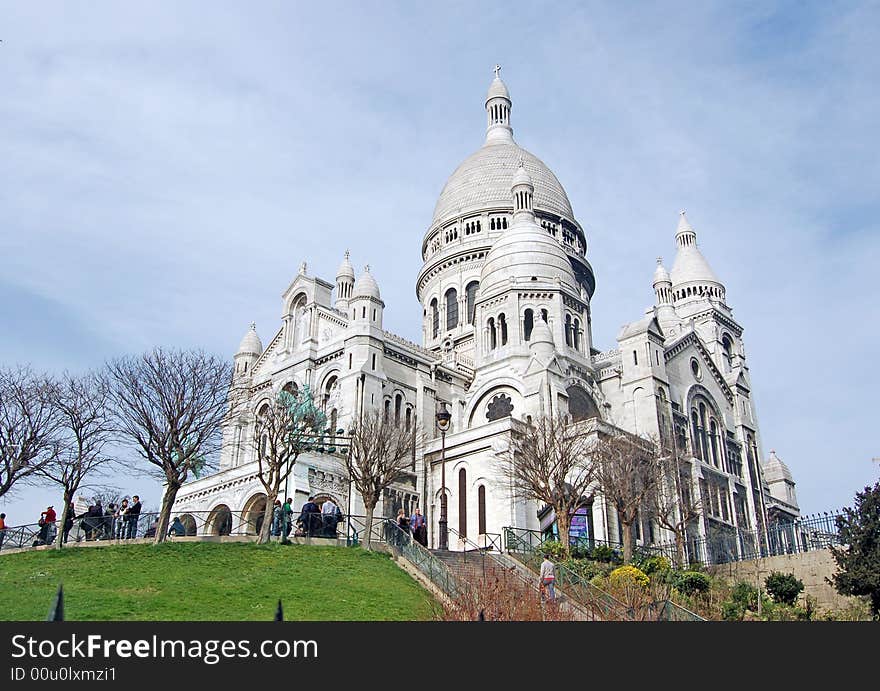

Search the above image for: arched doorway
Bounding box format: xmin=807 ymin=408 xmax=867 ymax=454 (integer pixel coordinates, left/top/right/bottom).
xmin=179 ymin=514 xmax=197 ymax=537
xmin=207 ymin=504 xmax=232 ymax=536
xmin=241 ymin=493 xmax=268 ymax=536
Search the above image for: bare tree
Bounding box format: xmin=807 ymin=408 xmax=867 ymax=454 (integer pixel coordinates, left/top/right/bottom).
xmin=0 ymin=366 xmax=60 ymax=499
xmin=592 ymin=429 xmax=661 ymax=563
xmin=341 ymin=409 xmax=415 ymax=549
xmin=498 ymin=414 xmax=595 ymax=552
xmin=646 ymin=442 xmax=701 ymax=568
xmin=252 ymin=386 xmax=326 ymax=543
xmin=106 ymin=348 xmax=233 ymax=544
xmin=37 ymin=372 xmax=116 ymax=549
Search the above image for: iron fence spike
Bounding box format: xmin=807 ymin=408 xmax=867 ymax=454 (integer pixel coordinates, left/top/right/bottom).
xmin=275 ymin=599 xmax=284 ymax=621
xmin=47 ymin=583 xmax=64 ymax=621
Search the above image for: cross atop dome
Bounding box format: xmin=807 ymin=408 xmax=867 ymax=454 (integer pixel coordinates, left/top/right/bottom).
xmin=494 ymin=64 xmax=502 ymax=79
xmin=485 ymin=66 xmax=513 ymax=144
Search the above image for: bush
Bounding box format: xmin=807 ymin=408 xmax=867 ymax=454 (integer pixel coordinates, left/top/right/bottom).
xmin=564 ymin=559 xmax=612 ymax=582
xmin=730 ymin=581 xmax=760 ymax=611
xmin=765 ymin=572 xmax=804 ymax=606
xmin=721 ymin=600 xmax=744 ymax=621
xmin=673 ymin=571 xmax=711 ymax=595
xmin=639 ymin=555 xmax=672 ymax=576
xmin=609 ymin=565 xmax=650 ymax=590
xmin=590 ymin=544 xmax=623 ymax=564
xmin=538 ymin=540 xmax=567 ymax=560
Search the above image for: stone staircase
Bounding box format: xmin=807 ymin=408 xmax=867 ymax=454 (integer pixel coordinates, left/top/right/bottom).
xmin=431 ymin=548 xmax=597 ymax=620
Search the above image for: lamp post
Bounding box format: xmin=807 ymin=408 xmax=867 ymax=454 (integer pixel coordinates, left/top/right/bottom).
xmin=436 ymin=402 xmax=452 ymax=550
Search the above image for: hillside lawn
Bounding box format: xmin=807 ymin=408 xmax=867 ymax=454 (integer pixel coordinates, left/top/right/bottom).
xmin=0 ymin=542 xmax=436 ymax=621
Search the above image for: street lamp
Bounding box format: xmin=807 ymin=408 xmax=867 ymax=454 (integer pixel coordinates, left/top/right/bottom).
xmin=436 ymin=401 xmax=452 ymax=550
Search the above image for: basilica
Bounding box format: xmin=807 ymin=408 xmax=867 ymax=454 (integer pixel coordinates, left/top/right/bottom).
xmin=172 ymin=70 xmax=799 ymax=559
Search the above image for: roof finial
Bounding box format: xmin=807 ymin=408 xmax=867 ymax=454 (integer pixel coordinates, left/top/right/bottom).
xmin=344 ymin=249 xmax=350 ymax=259
xmin=249 ymin=321 xmax=256 ymax=331
xmin=680 ymin=209 xmax=686 ymax=216
xmin=364 ymin=263 xmax=370 ymax=272
xmin=299 ymin=261 xmax=307 ymax=275
xmin=494 ymin=64 xmax=502 ymax=79
xmin=656 ymin=256 xmax=663 ymax=265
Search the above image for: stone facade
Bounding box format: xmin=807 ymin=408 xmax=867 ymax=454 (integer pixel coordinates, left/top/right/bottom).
xmin=173 ymin=70 xmax=799 ymax=554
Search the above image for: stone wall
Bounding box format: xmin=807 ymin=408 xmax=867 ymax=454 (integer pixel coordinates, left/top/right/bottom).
xmin=709 ymin=549 xmax=856 ymax=612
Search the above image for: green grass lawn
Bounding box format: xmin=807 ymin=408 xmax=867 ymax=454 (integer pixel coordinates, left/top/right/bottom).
xmin=0 ymin=542 xmax=437 ymax=621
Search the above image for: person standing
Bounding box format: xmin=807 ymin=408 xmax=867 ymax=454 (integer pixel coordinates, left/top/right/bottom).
xmin=396 ymin=508 xmax=410 ymax=546
xmin=0 ymin=513 xmax=6 ymax=550
xmin=42 ymin=506 xmax=57 ymax=545
xmin=540 ymin=554 xmax=556 ymax=602
xmin=63 ymin=503 xmax=75 ymax=543
xmin=126 ymin=495 xmax=141 ymax=539
xmin=282 ymin=497 xmax=293 ymax=538
xmin=271 ymin=500 xmax=282 ymax=537
xmin=321 ymin=498 xmax=339 ymax=538
xmin=409 ymin=507 xmax=427 ymax=547
xmin=299 ymin=497 xmax=320 ymax=537
xmin=115 ymin=499 xmax=129 ymax=539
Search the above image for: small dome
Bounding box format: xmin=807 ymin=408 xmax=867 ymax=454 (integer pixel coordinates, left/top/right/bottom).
xmin=653 ymin=258 xmax=671 ymax=285
xmin=763 ymin=450 xmax=794 ymax=483
xmin=512 ymin=163 xmax=533 ymax=189
xmin=486 ymin=76 xmax=510 ymax=102
xmin=336 ymin=250 xmax=354 ymax=279
xmin=480 ymin=211 xmax=578 ymax=296
xmin=530 ymin=318 xmax=554 ymax=345
xmin=237 ymin=323 xmax=263 ymax=356
xmin=353 ymin=266 xmax=381 ymax=299
xmin=670 ymin=212 xmax=722 ymax=287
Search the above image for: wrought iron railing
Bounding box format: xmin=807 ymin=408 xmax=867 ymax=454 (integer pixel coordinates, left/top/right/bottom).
xmin=503 ymin=527 xmax=635 ymax=620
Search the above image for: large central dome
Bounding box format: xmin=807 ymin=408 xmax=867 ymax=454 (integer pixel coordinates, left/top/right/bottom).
xmin=431 ymin=142 xmax=575 ymax=229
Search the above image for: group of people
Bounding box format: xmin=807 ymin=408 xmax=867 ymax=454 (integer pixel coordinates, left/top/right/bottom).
xmin=20 ymin=496 xmax=144 ymax=547
xmin=395 ymin=507 xmax=428 ymax=547
xmin=270 ymin=496 xmax=344 ymax=539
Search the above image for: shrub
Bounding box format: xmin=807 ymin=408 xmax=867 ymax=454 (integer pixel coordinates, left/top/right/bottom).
xmin=639 ymin=555 xmax=672 ymax=576
xmin=730 ymin=581 xmax=760 ymax=611
xmin=609 ymin=565 xmax=650 ymax=590
xmin=590 ymin=544 xmax=623 ymax=564
xmin=673 ymin=571 xmax=711 ymax=596
xmin=721 ymin=600 xmax=744 ymax=621
xmin=564 ymin=559 xmax=612 ymax=582
xmin=764 ymin=572 xmax=804 ymax=606
xmin=538 ymin=540 xmax=567 ymax=560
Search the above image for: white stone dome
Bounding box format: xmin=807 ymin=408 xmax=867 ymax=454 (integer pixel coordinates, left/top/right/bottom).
xmin=352 ymin=266 xmax=381 ymax=299
xmin=431 ymin=143 xmax=575 ymax=229
xmin=653 ymin=258 xmax=671 ymax=285
xmin=479 ymin=215 xmax=578 ymax=296
xmin=486 ymin=76 xmax=510 ymax=102
xmin=336 ymin=250 xmax=354 ymax=279
xmin=237 ymin=323 xmax=263 ymax=356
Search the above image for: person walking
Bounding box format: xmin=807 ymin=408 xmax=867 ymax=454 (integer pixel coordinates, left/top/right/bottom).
xmin=126 ymin=495 xmax=141 ymax=539
xmin=409 ymin=507 xmax=427 ymax=547
xmin=42 ymin=506 xmax=57 ymax=545
xmin=540 ymin=554 xmax=556 ymax=602
xmin=0 ymin=513 xmax=6 ymax=550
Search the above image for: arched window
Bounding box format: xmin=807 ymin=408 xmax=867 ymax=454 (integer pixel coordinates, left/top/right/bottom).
xmin=405 ymin=407 xmax=412 ymax=432
xmin=573 ymin=318 xmax=581 ymax=351
xmin=567 ymin=386 xmax=599 ymax=422
xmin=541 ymin=309 xmax=548 ymax=323
xmin=321 ymin=376 xmax=337 ymax=409
xmin=499 ymin=313 xmax=508 ymax=345
xmin=458 ymin=468 xmax=467 ymax=537
xmin=478 ymin=485 xmax=486 ymax=535
xmin=466 ymin=281 xmax=479 ymax=325
xmin=394 ymin=394 xmax=403 ymax=423
xmin=445 ymin=288 xmax=459 ymax=330
xmin=565 ymin=314 xmax=572 ymax=346
xmin=283 ymin=381 xmax=299 ymax=399
xmin=430 ymin=299 xmax=439 ymax=338
xmin=709 ymin=419 xmax=720 ymax=468
xmin=691 ymin=410 xmax=702 ymax=461
xmin=722 ymin=335 xmax=734 ymax=372
xmin=523 ymin=309 xmax=534 ymax=341
xmin=698 ymin=403 xmax=709 ymax=463
xmin=329 ymin=408 xmax=338 ymax=442
xmin=488 ymin=318 xmax=497 ymax=350
xmin=384 ymin=398 xmax=391 ymax=420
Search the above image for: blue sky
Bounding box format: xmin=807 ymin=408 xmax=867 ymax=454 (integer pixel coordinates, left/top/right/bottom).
xmin=1 ymin=1 xmax=878 ymax=523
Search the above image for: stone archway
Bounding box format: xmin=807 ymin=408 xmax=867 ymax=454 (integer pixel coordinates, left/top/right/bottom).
xmin=241 ymin=493 xmax=268 ymax=536
xmin=206 ymin=504 xmax=232 ymax=536
xmin=179 ymin=513 xmax=197 ymax=537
